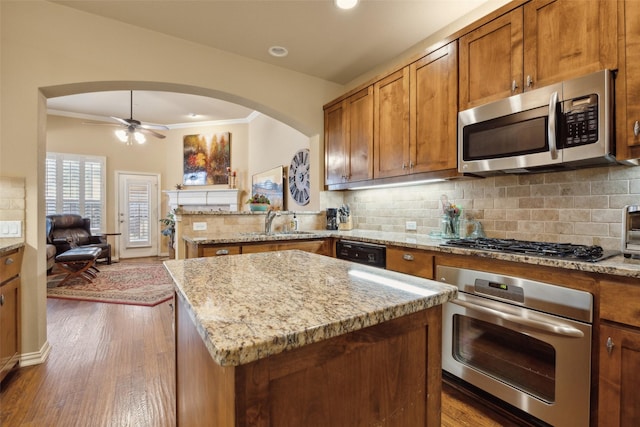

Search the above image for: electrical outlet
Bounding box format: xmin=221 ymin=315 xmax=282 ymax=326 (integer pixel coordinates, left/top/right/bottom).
xmin=405 ymin=221 xmax=417 ymax=231
xmin=0 ymin=220 xmax=22 ymax=238
xmin=193 ymin=222 xmax=207 ymax=231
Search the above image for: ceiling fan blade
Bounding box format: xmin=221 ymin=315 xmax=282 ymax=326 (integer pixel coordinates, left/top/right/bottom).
xmin=140 ymin=123 xmax=170 ymax=131
xmin=111 ymin=116 xmax=132 ymax=126
xmin=138 ymin=128 xmax=166 ymax=139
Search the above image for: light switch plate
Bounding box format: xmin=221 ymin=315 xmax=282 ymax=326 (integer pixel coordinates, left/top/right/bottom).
xmin=405 ymin=221 xmax=417 ymax=231
xmin=193 ymin=222 xmax=207 ymax=231
xmin=0 ymin=220 xmax=22 ymax=238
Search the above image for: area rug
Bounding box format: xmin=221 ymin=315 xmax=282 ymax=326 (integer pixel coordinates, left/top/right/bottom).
xmin=47 ymin=262 xmax=174 ymax=307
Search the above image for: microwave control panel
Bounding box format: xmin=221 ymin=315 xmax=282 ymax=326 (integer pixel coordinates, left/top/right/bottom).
xmin=563 ymin=94 xmax=599 ymax=147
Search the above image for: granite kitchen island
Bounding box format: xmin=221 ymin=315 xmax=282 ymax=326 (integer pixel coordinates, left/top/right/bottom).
xmin=164 ymin=250 xmax=457 ymax=427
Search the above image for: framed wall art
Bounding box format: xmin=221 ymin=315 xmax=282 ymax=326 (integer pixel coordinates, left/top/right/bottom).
xmin=251 ymin=166 xmax=285 ymax=210
xmin=182 ymin=132 xmax=231 ymax=185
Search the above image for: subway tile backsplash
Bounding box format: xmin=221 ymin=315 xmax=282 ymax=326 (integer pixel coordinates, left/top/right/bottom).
xmin=339 ymin=164 xmax=640 ymax=251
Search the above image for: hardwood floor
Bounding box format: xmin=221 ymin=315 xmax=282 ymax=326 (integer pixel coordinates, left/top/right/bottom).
xmin=1 ymin=257 xmax=519 ymax=426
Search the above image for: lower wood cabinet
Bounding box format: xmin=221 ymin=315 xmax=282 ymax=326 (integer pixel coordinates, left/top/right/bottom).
xmin=598 ymin=277 xmax=640 ymax=426
xmin=0 ymin=246 xmax=23 ymax=383
xmin=241 ymin=240 xmax=330 ymax=256
xmin=598 ymin=323 xmax=640 ymax=426
xmin=386 ymin=246 xmax=434 ymax=279
xmin=186 ymin=239 xmax=332 ymax=259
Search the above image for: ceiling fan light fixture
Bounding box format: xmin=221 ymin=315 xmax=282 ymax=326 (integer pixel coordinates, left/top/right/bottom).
xmin=335 ymin=0 xmax=358 ymax=10
xmin=134 ymin=132 xmax=146 ymax=144
xmin=115 ymin=129 xmax=128 ymax=142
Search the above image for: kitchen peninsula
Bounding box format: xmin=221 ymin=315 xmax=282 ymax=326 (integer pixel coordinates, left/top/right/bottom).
xmin=164 ymin=250 xmax=457 ymax=426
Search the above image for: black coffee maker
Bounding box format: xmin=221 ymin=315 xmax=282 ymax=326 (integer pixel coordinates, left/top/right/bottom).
xmin=326 ymin=208 xmax=338 ymax=230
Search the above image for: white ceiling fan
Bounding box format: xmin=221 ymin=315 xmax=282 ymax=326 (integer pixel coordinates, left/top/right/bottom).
xmin=85 ymin=90 xmax=169 ymax=145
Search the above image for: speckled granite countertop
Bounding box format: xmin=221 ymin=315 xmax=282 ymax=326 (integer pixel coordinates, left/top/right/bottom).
xmin=164 ymin=250 xmax=457 ymax=367
xmin=184 ymin=229 xmax=640 ymax=279
xmin=0 ymin=239 xmax=25 ymax=255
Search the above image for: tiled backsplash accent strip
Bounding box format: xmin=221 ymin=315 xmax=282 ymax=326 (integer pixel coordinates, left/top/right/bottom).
xmin=0 ymin=176 xmax=25 ymax=222
xmin=341 ymin=164 xmax=640 ymax=251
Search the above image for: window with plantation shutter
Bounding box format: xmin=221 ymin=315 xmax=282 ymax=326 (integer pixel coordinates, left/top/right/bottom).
xmin=127 ymin=183 xmax=151 ymax=246
xmin=45 ymin=152 xmax=106 ymax=233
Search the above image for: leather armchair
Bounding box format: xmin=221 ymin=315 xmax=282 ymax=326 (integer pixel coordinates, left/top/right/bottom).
xmin=46 ymin=214 xmax=111 ymax=264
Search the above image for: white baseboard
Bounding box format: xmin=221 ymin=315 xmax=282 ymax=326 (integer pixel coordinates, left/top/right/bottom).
xmin=20 ymin=340 xmax=51 ymax=367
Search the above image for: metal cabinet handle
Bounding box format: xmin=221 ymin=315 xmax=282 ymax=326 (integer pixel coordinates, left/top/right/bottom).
xmin=511 ymin=80 xmax=518 ymax=92
xmin=526 ymin=75 xmax=534 ymax=87
xmin=402 ymin=254 xmax=414 ymax=261
xmin=548 ymin=91 xmax=559 ymax=159
xmin=634 ymin=120 xmax=639 ymax=137
xmin=606 ymin=337 xmax=615 ymax=355
xmin=5 ymin=257 xmax=14 ymax=266
xmin=402 ymin=163 xmax=407 ymax=170
xmin=0 ymin=294 xmax=4 ymax=306
xmin=216 ymin=249 xmax=230 ymax=256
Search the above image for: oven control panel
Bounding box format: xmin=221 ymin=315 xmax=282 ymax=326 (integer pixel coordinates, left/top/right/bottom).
xmin=474 ymin=279 xmax=524 ymax=303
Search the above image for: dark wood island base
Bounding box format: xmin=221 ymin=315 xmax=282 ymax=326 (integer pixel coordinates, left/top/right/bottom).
xmin=176 ymin=292 xmax=442 ymax=427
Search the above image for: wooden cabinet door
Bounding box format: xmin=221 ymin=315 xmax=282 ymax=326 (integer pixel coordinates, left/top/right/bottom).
xmin=523 ymin=0 xmax=617 ymax=90
xmin=617 ymin=0 xmax=640 ymax=160
xmin=324 ymin=100 xmax=347 ymax=186
xmin=410 ymin=42 xmax=458 ymax=174
xmin=374 ymin=67 xmax=410 ymax=178
xmin=458 ymin=8 xmax=523 ymax=110
xmin=0 ymin=277 xmax=20 ymax=382
xmin=598 ymin=323 xmax=640 ymax=427
xmin=346 ymin=87 xmax=374 ymax=183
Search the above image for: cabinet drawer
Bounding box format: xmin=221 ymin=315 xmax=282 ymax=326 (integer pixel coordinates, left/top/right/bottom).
xmin=386 ymin=246 xmax=434 ymax=279
xmin=201 ymin=246 xmax=241 ymax=257
xmin=600 ymin=278 xmax=640 ymax=328
xmin=0 ymin=248 xmax=23 ymax=284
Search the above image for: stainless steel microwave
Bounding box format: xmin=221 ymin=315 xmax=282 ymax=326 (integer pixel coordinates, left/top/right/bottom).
xmin=458 ymin=69 xmax=616 ymax=175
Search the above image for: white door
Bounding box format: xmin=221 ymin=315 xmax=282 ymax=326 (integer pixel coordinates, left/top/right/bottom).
xmin=117 ymin=172 xmax=159 ymax=259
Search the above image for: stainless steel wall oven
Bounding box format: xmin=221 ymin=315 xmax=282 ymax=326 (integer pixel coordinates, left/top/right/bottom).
xmin=438 ymin=265 xmax=593 ymax=427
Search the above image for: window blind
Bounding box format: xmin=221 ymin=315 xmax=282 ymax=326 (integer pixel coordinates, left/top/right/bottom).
xmin=46 ymin=152 xmax=106 ymax=233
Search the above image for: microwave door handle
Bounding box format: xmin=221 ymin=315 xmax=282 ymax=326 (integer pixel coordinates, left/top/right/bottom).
xmin=548 ymin=91 xmax=559 ymax=159
xmin=450 ymin=298 xmax=584 ymax=338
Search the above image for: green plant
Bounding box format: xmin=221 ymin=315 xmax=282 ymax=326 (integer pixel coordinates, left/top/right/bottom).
xmin=160 ymin=211 xmax=176 ymax=246
xmin=246 ymin=194 xmax=270 ymax=204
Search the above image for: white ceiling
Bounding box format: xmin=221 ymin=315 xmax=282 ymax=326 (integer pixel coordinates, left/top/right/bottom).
xmin=47 ymin=0 xmax=505 ymax=126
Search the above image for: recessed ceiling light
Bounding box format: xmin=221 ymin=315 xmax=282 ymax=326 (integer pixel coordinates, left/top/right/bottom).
xmin=189 ymin=113 xmax=199 ymax=118
xmin=268 ymin=46 xmax=288 ymax=58
xmin=335 ymin=0 xmax=358 ymax=10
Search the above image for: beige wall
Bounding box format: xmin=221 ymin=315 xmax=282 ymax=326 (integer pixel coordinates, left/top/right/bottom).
xmin=1 ymin=0 xmax=343 ymax=359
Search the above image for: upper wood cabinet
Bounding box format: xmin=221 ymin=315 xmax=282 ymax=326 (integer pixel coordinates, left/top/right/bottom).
xmin=615 ymin=0 xmax=640 ymax=161
xmin=459 ymin=8 xmax=523 ymax=110
xmin=324 ymin=86 xmax=374 ymax=186
xmin=373 ymin=67 xmax=410 ymax=179
xmin=374 ymin=42 xmax=458 ymax=179
xmin=459 ymin=0 xmax=618 ymax=110
xmin=410 ymin=42 xmax=458 ymax=174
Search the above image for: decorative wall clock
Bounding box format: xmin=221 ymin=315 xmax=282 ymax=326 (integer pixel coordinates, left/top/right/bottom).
xmin=288 ymin=149 xmax=310 ymax=206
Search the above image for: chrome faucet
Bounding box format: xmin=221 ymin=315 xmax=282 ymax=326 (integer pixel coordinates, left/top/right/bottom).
xmin=265 ymin=209 xmax=280 ymax=234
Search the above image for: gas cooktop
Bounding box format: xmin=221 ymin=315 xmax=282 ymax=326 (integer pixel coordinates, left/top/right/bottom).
xmin=442 ymin=237 xmax=620 ymax=262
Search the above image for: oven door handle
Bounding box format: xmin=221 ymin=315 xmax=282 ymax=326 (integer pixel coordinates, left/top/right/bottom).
xmin=451 ymin=298 xmax=584 ymax=338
